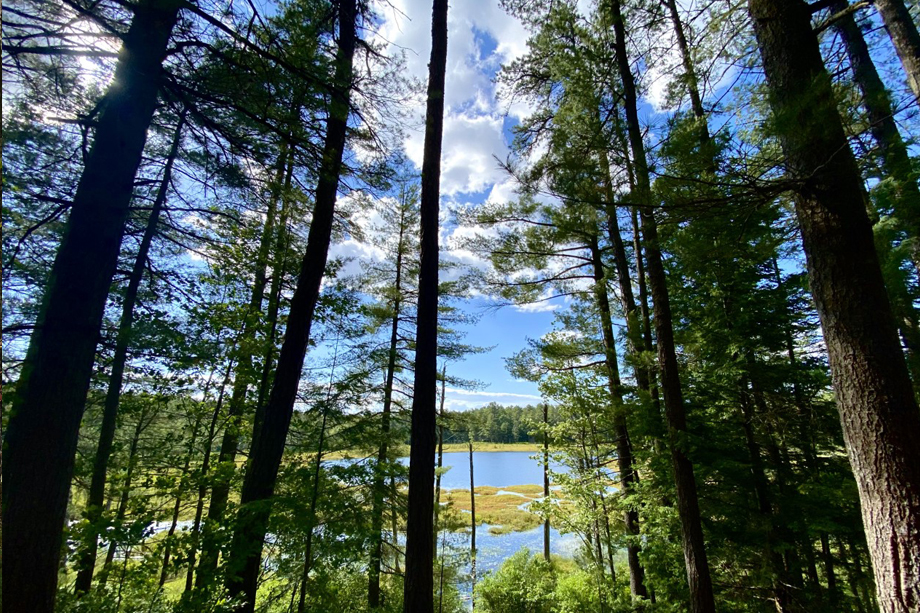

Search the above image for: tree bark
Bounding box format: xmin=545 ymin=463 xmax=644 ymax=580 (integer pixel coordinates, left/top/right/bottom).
xmin=873 ymin=0 xmax=920 ymax=101
xmin=401 ymin=1 xmax=448 ymax=611
xmin=605 ymin=1 xmax=716 ymax=610
xmin=831 ymin=0 xmax=920 ymax=271
xmin=588 ymin=232 xmax=647 ymax=599
xmin=748 ymin=1 xmax=920 ymax=609
xmin=74 ymin=112 xmax=185 ymax=595
xmin=1 ymin=1 xmax=180 ymax=608
xmin=543 ymin=403 xmax=550 ymax=562
xmin=223 ymin=0 xmax=357 ymax=608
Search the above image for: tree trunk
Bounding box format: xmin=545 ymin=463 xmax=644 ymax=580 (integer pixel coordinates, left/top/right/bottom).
xmin=468 ymin=438 xmax=477 ymax=605
xmin=432 ymin=367 xmax=446 ymax=556
xmin=748 ymin=1 xmax=920 ymax=609
xmin=401 ymin=1 xmax=448 ymax=611
xmin=369 ymin=212 xmax=408 ymax=609
xmin=1 ymin=2 xmax=180 ymax=609
xmin=196 ymin=146 xmax=288 ymax=589
xmin=223 ymin=1 xmax=357 ymax=608
xmin=599 ymin=151 xmax=649 ymax=394
xmin=831 ymin=1 xmax=920 ymax=271
xmin=255 ymin=154 xmax=296 ymax=419
xmin=606 ymin=2 xmax=716 ymax=610
xmin=74 ymin=112 xmax=185 ymax=595
xmin=873 ymin=0 xmax=920 ymax=101
xmin=185 ymin=361 xmax=233 ymax=592
xmin=543 ymin=403 xmax=550 ymax=562
xmin=98 ymin=406 xmax=152 ymax=588
xmin=588 ymin=232 xmax=647 ymax=598
xmin=297 ymin=399 xmax=331 ymax=613
xmin=160 ymin=410 xmax=203 ymax=587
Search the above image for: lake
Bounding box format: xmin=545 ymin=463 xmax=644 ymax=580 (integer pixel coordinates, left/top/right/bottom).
xmin=402 ymin=450 xmax=567 ymax=489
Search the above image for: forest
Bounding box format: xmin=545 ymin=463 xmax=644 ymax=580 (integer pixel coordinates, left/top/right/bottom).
xmin=2 ymin=0 xmax=919 ymax=612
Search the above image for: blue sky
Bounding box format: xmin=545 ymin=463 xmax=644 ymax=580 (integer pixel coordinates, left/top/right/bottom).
xmin=329 ymin=0 xmax=918 ymax=413
xmin=346 ymin=0 xmax=636 ymax=412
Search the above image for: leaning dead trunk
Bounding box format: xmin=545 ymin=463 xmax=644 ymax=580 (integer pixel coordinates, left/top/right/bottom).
xmin=748 ymin=0 xmax=920 ymax=609
xmin=223 ymin=1 xmax=357 ymax=609
xmin=2 ymin=2 xmax=180 ymax=609
xmin=401 ymin=0 xmax=449 ymax=611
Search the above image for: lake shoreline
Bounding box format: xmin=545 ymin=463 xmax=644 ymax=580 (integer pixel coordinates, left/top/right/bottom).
xmin=325 ymin=441 xmax=541 ymax=460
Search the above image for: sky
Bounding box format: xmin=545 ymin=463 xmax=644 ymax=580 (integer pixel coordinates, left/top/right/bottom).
xmin=332 ymin=0 xmax=562 ymax=412
xmin=346 ymin=0 xmax=616 ymax=412
xmin=338 ymin=0 xmax=687 ymax=412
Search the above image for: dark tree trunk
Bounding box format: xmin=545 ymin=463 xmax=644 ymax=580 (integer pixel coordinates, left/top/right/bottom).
xmin=873 ymin=0 xmax=920 ymax=101
xmin=737 ymin=388 xmax=793 ymax=611
xmin=98 ymin=406 xmax=152 ymax=588
xmin=748 ymin=1 xmax=920 ymax=609
xmin=432 ymin=367 xmax=446 ymax=556
xmin=662 ymin=0 xmax=710 ymax=146
xmin=830 ymin=0 xmax=920 ymax=270
xmin=401 ymin=1 xmax=448 ymax=611
xmin=297 ymin=401 xmax=331 ymax=613
xmin=255 ymin=155 xmax=296 ymax=418
xmin=468 ymin=438 xmax=477 ymax=604
xmin=185 ymin=361 xmax=233 ymax=592
xmin=598 ymin=148 xmax=649 ymax=394
xmin=196 ymin=147 xmax=288 ymax=589
xmin=588 ymin=233 xmax=647 ymax=599
xmin=543 ymin=403 xmax=550 ymax=562
xmin=74 ymin=112 xmax=185 ymax=595
xmin=369 ymin=213 xmax=408 ymax=609
xmin=1 ymin=2 xmax=179 ymax=609
xmin=821 ymin=532 xmax=839 ymax=608
xmin=606 ymin=2 xmax=716 ymax=610
xmin=160 ymin=410 xmax=202 ymax=587
xmin=223 ymin=1 xmax=357 ymax=608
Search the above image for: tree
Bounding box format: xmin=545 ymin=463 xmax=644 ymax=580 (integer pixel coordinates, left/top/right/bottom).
xmin=602 ymin=1 xmax=716 ymax=609
xmin=2 ymin=2 xmax=181 ymax=609
xmin=748 ymin=0 xmax=920 ymax=608
xmin=872 ymin=0 xmax=920 ymax=101
xmin=402 ymin=0 xmax=448 ymax=611
xmin=223 ymin=0 xmax=359 ymax=608
xmin=74 ymin=110 xmax=187 ymax=595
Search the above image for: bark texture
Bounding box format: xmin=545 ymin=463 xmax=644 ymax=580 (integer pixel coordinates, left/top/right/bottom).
xmin=1 ymin=2 xmax=179 ymax=610
xmin=748 ymin=1 xmax=920 ymax=609
xmin=401 ymin=1 xmax=448 ymax=611
xmin=873 ymin=0 xmax=920 ymax=101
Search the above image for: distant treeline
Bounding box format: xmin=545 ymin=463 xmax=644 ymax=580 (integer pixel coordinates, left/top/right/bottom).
xmin=440 ymin=402 xmax=559 ymax=445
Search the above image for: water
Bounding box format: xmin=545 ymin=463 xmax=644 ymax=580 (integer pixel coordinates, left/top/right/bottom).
xmin=438 ymin=524 xmax=581 ymax=576
xmin=402 ymin=450 xmax=568 ymax=490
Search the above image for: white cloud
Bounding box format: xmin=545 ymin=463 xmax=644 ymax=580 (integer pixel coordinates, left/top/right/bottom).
xmin=443 ymin=386 xmax=542 ymax=411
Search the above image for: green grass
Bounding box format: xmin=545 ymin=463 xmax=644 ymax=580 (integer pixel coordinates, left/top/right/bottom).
xmin=440 ymin=483 xmax=546 ymax=534
xmin=440 ymin=442 xmax=542 ymax=453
